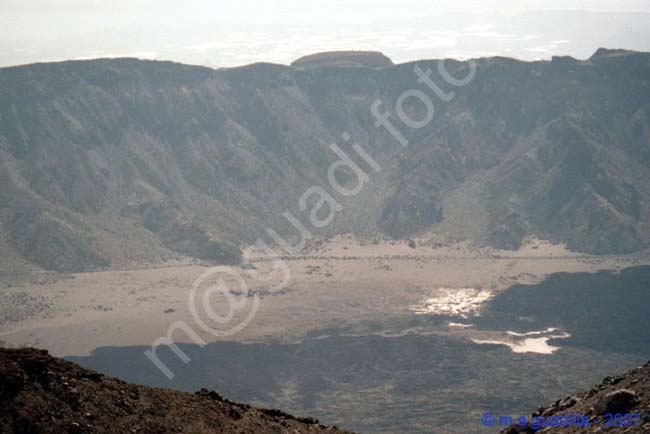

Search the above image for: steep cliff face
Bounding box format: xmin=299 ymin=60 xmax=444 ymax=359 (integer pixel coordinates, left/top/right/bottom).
xmin=0 ymin=348 xmax=352 ymax=434
xmin=1 ymin=50 xmax=649 ymax=272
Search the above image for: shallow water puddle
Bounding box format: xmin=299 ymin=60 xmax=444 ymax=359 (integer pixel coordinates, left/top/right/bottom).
xmin=411 ymin=288 xmax=492 ymax=318
xmin=471 ymin=328 xmax=571 ymax=354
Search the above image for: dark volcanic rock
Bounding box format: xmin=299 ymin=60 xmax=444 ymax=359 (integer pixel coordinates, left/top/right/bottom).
xmin=0 ymin=348 xmax=353 ymax=434
xmin=593 ymin=389 xmax=638 ymax=415
xmin=502 ymin=361 xmax=650 ymax=433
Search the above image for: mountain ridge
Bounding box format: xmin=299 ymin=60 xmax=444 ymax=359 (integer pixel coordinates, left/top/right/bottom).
xmin=1 ymin=48 xmax=649 ymax=273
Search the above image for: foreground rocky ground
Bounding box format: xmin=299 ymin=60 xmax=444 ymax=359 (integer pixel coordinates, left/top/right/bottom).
xmin=1 ymin=348 xmax=649 ymax=433
xmin=502 ymin=360 xmax=650 ymax=433
xmin=0 ymin=348 xmax=351 ymax=434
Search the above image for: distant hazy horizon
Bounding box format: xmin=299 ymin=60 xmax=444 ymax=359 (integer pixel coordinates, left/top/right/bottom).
xmin=2 ymin=1 xmax=650 ymax=68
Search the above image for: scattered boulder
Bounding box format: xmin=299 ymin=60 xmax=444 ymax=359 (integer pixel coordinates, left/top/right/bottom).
xmin=594 ymin=389 xmax=638 ymax=415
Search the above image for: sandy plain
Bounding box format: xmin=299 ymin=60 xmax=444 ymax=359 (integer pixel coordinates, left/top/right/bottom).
xmin=1 ymin=236 xmax=648 ymax=357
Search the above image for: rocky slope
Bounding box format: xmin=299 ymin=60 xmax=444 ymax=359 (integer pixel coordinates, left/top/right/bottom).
xmin=0 ymin=348 xmax=351 ymax=434
xmin=1 ymin=49 xmax=649 ymax=272
xmin=502 ymin=360 xmax=650 ymax=433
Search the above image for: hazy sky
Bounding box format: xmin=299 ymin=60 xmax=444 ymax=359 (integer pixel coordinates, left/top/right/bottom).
xmin=2 ymin=0 xmax=650 ymax=67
